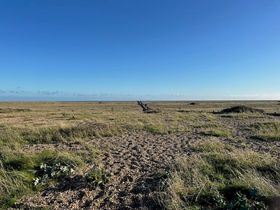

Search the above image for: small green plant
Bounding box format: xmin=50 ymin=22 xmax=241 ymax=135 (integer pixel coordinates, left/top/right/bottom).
xmin=85 ymin=168 xmax=111 ymax=187
xmin=33 ymin=162 xmax=75 ymax=186
xmin=144 ymin=124 xmax=166 ymax=134
xmin=33 ymin=150 xmax=82 ymax=186
xmin=225 ymin=190 xmax=267 ymax=209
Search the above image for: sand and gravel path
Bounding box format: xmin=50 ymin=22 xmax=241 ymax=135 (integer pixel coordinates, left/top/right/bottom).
xmin=18 ymin=132 xmax=195 ymax=210
xmin=89 ymin=133 xmax=192 ymax=209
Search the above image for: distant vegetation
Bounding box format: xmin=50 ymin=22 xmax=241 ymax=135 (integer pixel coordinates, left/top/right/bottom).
xmin=0 ymin=108 xmax=31 ymax=113
xmin=218 ymin=105 xmax=264 ymax=114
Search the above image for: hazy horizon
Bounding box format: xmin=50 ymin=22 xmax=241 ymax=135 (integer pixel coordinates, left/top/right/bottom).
xmin=0 ymin=89 xmax=279 ymax=102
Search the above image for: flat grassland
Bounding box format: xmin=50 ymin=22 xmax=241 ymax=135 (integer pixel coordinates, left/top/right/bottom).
xmin=0 ymin=101 xmax=279 ymax=209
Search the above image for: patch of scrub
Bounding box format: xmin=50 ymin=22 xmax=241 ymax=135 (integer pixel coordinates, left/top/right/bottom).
xmin=163 ymin=139 xmax=280 ymax=210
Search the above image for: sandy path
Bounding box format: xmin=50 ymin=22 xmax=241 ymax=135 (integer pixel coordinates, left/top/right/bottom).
xmin=18 ymin=132 xmax=194 ymax=210
xmin=87 ymin=132 xmax=191 ymax=210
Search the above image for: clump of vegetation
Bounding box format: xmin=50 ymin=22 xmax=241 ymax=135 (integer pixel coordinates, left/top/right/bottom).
xmin=218 ymin=105 xmax=264 ymax=114
xmin=0 ymin=123 xmax=102 ymax=207
xmin=0 ymin=121 xmax=124 ymax=146
xmin=163 ymin=140 xmax=280 ymax=210
xmin=144 ymin=124 xmax=167 ymax=134
xmin=0 ymin=149 xmax=85 ymax=208
xmin=23 ymin=122 xmax=123 ymax=144
xmin=0 ymin=161 xmax=33 ymax=208
xmin=252 ymin=122 xmax=280 ymax=142
xmin=191 ymin=138 xmax=229 ymax=153
xmin=201 ymin=128 xmax=233 ymax=137
xmin=85 ymin=167 xmax=111 ymax=188
xmin=0 ymin=156 xmax=33 ymax=207
xmin=1 ymin=153 xmax=34 ymax=171
xmin=0 ymin=125 xmax=23 ymax=150
xmin=33 ymin=150 xmax=83 ymax=186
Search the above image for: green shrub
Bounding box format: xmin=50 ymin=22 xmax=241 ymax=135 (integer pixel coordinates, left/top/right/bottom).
xmin=85 ymin=167 xmax=111 ymax=187
xmin=33 ymin=150 xmax=83 ymax=186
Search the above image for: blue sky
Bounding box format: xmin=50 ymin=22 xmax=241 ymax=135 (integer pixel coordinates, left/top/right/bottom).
xmin=0 ymin=0 xmax=280 ymax=100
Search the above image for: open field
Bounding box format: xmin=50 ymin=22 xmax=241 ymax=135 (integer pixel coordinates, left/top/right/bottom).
xmin=0 ymin=101 xmax=280 ymax=209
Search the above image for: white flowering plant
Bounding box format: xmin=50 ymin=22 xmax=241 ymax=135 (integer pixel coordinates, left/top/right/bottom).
xmin=33 ymin=160 xmax=75 ymax=186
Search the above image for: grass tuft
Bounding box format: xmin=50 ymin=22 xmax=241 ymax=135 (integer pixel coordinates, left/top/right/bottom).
xmin=200 ymin=128 xmax=233 ymax=138
xmin=163 ymin=139 xmax=280 ymax=210
xmin=252 ymin=121 xmax=280 ymax=142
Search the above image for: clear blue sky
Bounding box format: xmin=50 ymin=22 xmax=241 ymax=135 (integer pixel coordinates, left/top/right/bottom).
xmin=0 ymin=0 xmax=279 ymax=100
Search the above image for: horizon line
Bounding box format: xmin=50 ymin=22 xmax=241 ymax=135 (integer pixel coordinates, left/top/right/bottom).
xmin=0 ymin=99 xmax=279 ymax=103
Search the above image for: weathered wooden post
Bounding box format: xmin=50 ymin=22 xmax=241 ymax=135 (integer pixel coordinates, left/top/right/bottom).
xmin=137 ymin=101 xmax=159 ymax=113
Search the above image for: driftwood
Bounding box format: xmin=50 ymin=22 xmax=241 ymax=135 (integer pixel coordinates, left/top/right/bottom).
xmin=137 ymin=101 xmax=159 ymax=113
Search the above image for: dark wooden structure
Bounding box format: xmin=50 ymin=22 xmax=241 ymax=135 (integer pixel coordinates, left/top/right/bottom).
xmin=137 ymin=101 xmax=158 ymax=113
